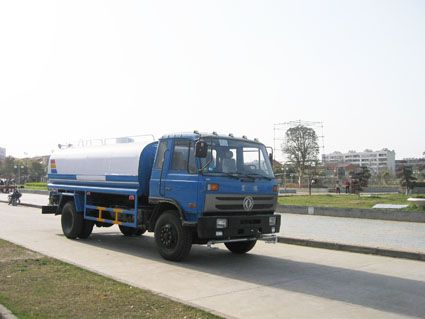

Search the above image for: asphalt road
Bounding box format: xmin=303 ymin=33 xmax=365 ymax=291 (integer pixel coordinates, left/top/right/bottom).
xmin=1 ymin=203 xmax=425 ymax=318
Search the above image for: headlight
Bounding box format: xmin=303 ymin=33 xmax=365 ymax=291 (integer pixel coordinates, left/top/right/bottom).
xmin=216 ymin=218 xmax=228 ymax=229
xmin=269 ymin=216 xmax=276 ymax=226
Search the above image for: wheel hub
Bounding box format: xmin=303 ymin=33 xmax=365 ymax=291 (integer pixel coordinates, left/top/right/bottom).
xmin=160 ymin=224 xmax=176 ymax=249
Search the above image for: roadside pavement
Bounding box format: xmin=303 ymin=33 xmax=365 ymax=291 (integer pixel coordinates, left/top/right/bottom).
xmin=281 ymin=214 xmax=425 ymax=254
xmin=0 ymin=193 xmax=48 ymax=207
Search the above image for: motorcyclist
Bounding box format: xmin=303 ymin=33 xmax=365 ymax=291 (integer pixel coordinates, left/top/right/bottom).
xmin=8 ymin=188 xmax=22 ymax=205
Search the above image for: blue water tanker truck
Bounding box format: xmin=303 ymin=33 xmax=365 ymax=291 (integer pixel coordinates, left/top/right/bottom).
xmin=42 ymin=132 xmax=281 ymax=261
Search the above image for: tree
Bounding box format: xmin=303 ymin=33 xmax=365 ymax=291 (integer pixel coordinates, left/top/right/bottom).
xmin=377 ymin=169 xmax=391 ymax=186
xmin=1 ymin=156 xmax=16 ymax=178
xmin=349 ymin=166 xmax=371 ymax=194
xmin=28 ymin=160 xmax=46 ymax=182
xmin=397 ymin=165 xmax=417 ymax=195
xmin=283 ymin=125 xmax=319 ymax=188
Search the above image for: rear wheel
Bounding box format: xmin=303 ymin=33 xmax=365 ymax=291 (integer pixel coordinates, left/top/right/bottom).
xmin=61 ymin=201 xmax=83 ymax=239
xmin=225 ymin=240 xmax=257 ymax=254
xmin=119 ymin=225 xmax=146 ymax=236
xmin=154 ymin=211 xmax=192 ymax=261
xmin=78 ymin=220 xmax=94 ymax=239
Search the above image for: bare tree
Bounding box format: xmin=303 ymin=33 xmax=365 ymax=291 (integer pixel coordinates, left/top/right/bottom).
xmin=283 ymin=125 xmax=319 ymax=188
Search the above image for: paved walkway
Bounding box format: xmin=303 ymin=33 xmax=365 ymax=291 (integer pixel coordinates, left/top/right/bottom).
xmin=281 ymin=214 xmax=425 ymax=254
xmin=2 ymin=193 xmax=425 ymax=254
xmin=0 ymin=193 xmax=48 ymax=207
xmin=1 ymin=204 xmax=425 ymax=319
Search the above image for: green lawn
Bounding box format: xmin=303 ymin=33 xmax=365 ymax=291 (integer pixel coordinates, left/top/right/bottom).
xmin=278 ymin=194 xmax=424 ymax=210
xmin=23 ymin=182 xmax=48 ymax=191
xmin=0 ymin=239 xmax=220 ymax=319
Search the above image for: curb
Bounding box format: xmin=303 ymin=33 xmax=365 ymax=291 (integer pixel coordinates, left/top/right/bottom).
xmin=0 ymin=200 xmax=42 ymax=209
xmin=0 ymin=304 xmax=18 ymax=319
xmin=278 ymin=237 xmax=425 ymax=262
xmin=277 ymin=205 xmax=425 ymax=223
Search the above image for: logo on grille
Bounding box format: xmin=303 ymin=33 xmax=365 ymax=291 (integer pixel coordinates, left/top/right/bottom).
xmin=243 ymin=196 xmax=254 ymax=211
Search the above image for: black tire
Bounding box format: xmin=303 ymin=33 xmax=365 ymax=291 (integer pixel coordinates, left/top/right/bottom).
xmin=118 ymin=225 xmax=146 ymax=236
xmin=225 ymin=240 xmax=257 ymax=254
xmin=61 ymin=201 xmax=83 ymax=239
xmin=154 ymin=211 xmax=192 ymax=261
xmin=78 ymin=220 xmax=94 ymax=239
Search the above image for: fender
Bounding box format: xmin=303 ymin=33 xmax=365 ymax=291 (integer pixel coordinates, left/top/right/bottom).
xmin=57 ymin=192 xmax=85 ymax=214
xmin=148 ymin=197 xmax=191 ymax=231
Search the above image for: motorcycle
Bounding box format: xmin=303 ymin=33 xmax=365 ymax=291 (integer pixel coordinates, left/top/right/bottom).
xmin=8 ymin=189 xmax=22 ymax=206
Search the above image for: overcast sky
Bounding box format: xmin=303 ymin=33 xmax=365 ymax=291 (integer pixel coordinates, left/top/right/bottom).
xmin=0 ymin=0 xmax=424 ymax=160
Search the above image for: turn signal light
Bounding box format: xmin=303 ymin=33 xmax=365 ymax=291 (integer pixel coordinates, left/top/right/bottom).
xmin=207 ymin=183 xmax=220 ymax=191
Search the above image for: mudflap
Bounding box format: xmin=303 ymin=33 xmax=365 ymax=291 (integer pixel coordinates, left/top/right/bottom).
xmin=42 ymin=205 xmax=58 ymax=215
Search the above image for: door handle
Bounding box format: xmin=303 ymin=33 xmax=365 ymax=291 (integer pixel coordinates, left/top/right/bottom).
xmin=165 ymin=187 xmax=172 ymax=191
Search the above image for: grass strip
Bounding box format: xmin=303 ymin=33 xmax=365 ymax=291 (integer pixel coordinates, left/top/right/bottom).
xmin=0 ymin=239 xmax=221 ymax=319
xmin=278 ymin=194 xmax=424 ymax=211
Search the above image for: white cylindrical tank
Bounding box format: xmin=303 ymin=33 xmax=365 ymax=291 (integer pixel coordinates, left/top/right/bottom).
xmin=48 ymin=142 xmax=151 ymax=187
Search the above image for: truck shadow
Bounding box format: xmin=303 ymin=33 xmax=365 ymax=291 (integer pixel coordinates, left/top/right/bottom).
xmin=64 ymin=231 xmax=425 ymax=318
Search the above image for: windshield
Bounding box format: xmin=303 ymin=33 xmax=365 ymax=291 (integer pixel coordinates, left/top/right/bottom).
xmin=200 ymin=138 xmax=274 ymax=179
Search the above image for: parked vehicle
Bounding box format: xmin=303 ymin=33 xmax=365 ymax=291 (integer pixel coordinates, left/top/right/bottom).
xmin=0 ymin=179 xmax=16 ymax=193
xmin=42 ymin=132 xmax=280 ymax=261
xmin=8 ymin=188 xmax=22 ymax=206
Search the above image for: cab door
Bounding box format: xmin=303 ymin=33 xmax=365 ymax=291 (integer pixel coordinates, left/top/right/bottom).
xmin=163 ymin=140 xmax=199 ymax=221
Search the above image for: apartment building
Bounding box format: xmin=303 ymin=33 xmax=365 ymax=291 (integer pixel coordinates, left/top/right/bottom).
xmin=322 ymin=149 xmax=396 ymax=175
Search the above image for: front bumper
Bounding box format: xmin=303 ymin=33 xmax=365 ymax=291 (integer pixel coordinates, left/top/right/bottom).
xmin=197 ymin=213 xmax=281 ymax=239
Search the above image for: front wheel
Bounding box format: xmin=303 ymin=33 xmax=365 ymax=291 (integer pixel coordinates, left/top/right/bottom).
xmin=225 ymin=240 xmax=257 ymax=254
xmin=154 ymin=211 xmax=192 ymax=261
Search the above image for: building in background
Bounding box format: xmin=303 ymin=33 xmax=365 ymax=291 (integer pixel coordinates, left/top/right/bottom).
xmin=396 ymin=158 xmax=425 ymax=175
xmin=322 ymin=149 xmax=396 ymax=175
xmin=0 ymin=147 xmax=5 ymax=160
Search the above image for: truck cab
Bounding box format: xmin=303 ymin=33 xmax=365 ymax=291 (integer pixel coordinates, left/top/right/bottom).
xmin=148 ymin=133 xmax=281 ymax=259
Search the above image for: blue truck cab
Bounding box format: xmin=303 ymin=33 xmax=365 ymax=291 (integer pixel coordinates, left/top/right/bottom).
xmin=42 ymin=132 xmax=281 ymax=261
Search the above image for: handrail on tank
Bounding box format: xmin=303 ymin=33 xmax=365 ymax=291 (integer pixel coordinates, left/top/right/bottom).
xmin=60 ymin=134 xmax=156 ymax=149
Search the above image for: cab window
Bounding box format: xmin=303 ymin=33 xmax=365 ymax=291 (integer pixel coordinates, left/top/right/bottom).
xmin=154 ymin=140 xmax=167 ymax=169
xmin=171 ymin=140 xmax=197 ymax=174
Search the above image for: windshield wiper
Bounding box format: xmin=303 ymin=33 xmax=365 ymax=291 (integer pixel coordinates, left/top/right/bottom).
xmin=203 ymin=172 xmax=240 ymax=179
xmin=244 ymin=173 xmax=273 ymax=180
xmin=203 ymin=172 xmax=255 ymax=180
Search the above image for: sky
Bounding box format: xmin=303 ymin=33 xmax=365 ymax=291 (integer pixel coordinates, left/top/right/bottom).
xmin=0 ymin=0 xmax=424 ymax=160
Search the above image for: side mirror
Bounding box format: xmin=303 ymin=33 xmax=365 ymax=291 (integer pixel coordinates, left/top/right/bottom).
xmin=195 ymin=140 xmax=208 ymax=158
